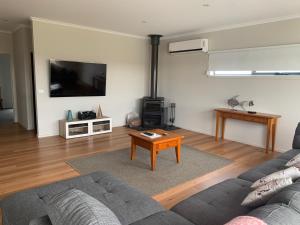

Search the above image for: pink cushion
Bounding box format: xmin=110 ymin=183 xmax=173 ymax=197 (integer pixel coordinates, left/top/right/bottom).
xmin=225 ymin=216 xmax=267 ymax=225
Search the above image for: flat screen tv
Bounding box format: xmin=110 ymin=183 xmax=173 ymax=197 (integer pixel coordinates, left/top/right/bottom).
xmin=50 ymin=60 xmax=106 ymax=97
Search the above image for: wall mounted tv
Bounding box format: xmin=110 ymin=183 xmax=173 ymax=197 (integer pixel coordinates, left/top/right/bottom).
xmin=50 ymin=60 xmax=106 ymax=97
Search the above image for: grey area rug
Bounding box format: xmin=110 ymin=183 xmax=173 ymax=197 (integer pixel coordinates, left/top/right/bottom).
xmin=67 ymin=145 xmax=232 ymax=196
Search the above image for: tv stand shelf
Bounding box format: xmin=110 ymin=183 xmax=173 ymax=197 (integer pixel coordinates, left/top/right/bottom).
xmin=59 ymin=117 xmax=112 ymax=139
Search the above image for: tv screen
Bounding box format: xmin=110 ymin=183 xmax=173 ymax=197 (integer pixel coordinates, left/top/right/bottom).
xmin=50 ymin=60 xmax=106 ymax=97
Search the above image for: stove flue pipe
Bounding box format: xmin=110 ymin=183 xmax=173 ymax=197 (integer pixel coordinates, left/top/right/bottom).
xmin=148 ymin=34 xmax=162 ymax=99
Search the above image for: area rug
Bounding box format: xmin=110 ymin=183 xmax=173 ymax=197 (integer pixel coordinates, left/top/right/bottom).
xmin=67 ymin=145 xmax=232 ymax=196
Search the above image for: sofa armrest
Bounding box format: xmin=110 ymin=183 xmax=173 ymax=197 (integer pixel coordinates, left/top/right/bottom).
xmin=293 ymin=123 xmax=300 ymax=149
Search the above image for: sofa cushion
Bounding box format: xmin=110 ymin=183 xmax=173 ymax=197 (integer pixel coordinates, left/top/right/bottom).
xmin=130 ymin=211 xmax=195 ymax=225
xmin=171 ymin=178 xmax=252 ymax=225
xmin=238 ymin=159 xmax=288 ymax=182
xmin=286 ymin=154 xmax=300 ymax=167
xmin=241 ymin=178 xmax=293 ymax=207
xmin=1 ymin=171 xmax=164 ymax=225
xmin=268 ymin=182 xmax=300 ymax=213
xmin=43 ymin=189 xmax=121 ymax=225
xmin=248 ymin=204 xmax=300 ymax=225
xmin=28 ymin=211 xmax=195 ymax=225
xmin=29 ymin=216 xmax=52 ymax=225
xmin=225 ymin=216 xmax=267 ymax=225
xmin=278 ymin=149 xmax=300 ymax=161
xmin=251 ymin=167 xmax=300 ymax=188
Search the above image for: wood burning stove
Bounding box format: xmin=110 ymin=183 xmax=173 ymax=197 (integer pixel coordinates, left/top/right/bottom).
xmin=141 ymin=34 xmax=166 ymax=129
xmin=142 ymin=97 xmax=165 ymax=128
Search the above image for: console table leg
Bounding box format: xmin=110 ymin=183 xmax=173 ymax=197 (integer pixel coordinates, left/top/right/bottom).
xmin=266 ymin=119 xmax=272 ymax=153
xmin=215 ymin=112 xmax=220 ymax=142
xmin=272 ymin=119 xmax=277 ymax=152
xmin=221 ymin=118 xmax=226 ymax=141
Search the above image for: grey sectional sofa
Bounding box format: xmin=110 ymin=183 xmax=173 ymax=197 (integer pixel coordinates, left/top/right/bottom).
xmin=0 ymin=172 xmax=194 ymax=225
xmin=2 ymin=124 xmax=300 ymax=225
xmin=172 ymin=124 xmax=300 ymax=225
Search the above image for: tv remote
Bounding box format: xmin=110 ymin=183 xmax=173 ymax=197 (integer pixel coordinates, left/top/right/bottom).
xmin=143 ymin=132 xmax=154 ymax=136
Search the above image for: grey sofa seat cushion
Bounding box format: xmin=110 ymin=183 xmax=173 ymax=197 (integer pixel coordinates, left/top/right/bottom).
xmin=249 ymin=204 xmax=300 ymax=225
xmin=130 ymin=211 xmax=195 ymax=225
xmin=29 ymin=216 xmax=52 ymax=225
xmin=268 ymin=182 xmax=300 ymax=213
xmin=277 ymin=149 xmax=300 ymax=161
xmin=1 ymin=171 xmax=164 ymax=225
xmin=171 ymin=178 xmax=252 ymax=225
xmin=238 ymin=158 xmax=288 ymax=182
xmin=44 ymin=189 xmax=121 ymax=225
xmin=30 ymin=212 xmax=195 ymax=225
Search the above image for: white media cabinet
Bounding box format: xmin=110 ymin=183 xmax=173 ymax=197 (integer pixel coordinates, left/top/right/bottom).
xmin=59 ymin=117 xmax=112 ymax=139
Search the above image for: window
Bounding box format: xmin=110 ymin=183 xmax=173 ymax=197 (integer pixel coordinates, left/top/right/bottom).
xmin=208 ymin=70 xmax=300 ymax=77
xmin=208 ymin=44 xmax=300 ymax=77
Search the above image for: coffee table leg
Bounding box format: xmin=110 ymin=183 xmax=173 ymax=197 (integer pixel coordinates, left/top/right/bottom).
xmin=131 ymin=140 xmax=136 ymax=160
xmin=151 ymin=147 xmax=157 ymax=171
xmin=175 ymin=144 xmax=181 ymax=163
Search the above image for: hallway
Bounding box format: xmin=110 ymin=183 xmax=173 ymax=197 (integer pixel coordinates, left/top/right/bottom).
xmin=0 ymin=109 xmax=14 ymax=123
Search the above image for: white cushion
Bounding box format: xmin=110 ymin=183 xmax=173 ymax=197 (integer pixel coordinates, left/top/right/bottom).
xmin=241 ymin=178 xmax=293 ymax=207
xmin=286 ymin=153 xmax=300 ymax=167
xmin=292 ymin=162 xmax=300 ymax=169
xmin=251 ymin=167 xmax=300 ymax=189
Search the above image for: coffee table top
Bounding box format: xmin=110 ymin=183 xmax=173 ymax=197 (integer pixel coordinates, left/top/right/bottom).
xmin=128 ymin=129 xmax=183 ymax=144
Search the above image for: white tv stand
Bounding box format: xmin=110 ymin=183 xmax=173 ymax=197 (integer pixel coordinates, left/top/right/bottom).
xmin=59 ymin=117 xmax=112 ymax=139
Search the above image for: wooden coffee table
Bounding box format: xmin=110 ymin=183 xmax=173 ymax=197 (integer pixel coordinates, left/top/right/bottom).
xmin=128 ymin=129 xmax=183 ymax=171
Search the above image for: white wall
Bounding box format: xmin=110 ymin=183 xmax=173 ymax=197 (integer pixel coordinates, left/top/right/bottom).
xmin=13 ymin=27 xmax=35 ymax=130
xmin=159 ymin=18 xmax=300 ymax=152
xmin=32 ymin=20 xmax=149 ymax=137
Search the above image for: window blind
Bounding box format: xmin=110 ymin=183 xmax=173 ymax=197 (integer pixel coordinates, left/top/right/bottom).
xmin=208 ymin=44 xmax=300 ymax=75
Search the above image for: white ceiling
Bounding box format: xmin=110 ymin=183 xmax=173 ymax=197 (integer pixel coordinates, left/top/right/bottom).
xmin=1 ymin=0 xmax=300 ymax=37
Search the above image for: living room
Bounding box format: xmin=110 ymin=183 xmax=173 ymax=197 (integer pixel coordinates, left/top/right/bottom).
xmin=1 ymin=1 xmax=300 ymax=225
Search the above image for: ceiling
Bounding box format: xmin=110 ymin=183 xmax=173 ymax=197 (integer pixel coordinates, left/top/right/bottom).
xmin=1 ymin=0 xmax=300 ymax=37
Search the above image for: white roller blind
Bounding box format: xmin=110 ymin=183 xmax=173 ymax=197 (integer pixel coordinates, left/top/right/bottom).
xmin=208 ymin=44 xmax=300 ymax=71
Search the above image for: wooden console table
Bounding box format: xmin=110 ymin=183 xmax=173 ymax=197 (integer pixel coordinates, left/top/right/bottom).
xmin=214 ymin=108 xmax=281 ymax=153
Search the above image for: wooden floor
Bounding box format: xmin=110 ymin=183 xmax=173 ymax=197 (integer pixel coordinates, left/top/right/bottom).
xmin=0 ymin=123 xmax=278 ymax=221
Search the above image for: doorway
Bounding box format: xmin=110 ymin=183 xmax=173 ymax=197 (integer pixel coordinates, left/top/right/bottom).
xmin=0 ymin=54 xmax=14 ymax=124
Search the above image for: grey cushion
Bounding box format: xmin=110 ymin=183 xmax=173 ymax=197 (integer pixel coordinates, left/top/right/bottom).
xmin=293 ymin=123 xmax=300 ymax=149
xmin=130 ymin=211 xmax=194 ymax=225
xmin=171 ymin=178 xmax=252 ymax=225
xmin=238 ymin=158 xmax=288 ymax=182
xmin=43 ymin=189 xmax=121 ymax=225
xmin=27 ymin=211 xmax=194 ymax=225
xmin=278 ymin=149 xmax=300 ymax=161
xmin=249 ymin=204 xmax=300 ymax=225
xmin=268 ymin=182 xmax=300 ymax=213
xmin=1 ymin=171 xmax=164 ymax=225
xmin=29 ymin=216 xmax=52 ymax=225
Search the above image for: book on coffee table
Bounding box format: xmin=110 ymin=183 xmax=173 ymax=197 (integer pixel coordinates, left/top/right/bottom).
xmin=140 ymin=132 xmax=162 ymax=139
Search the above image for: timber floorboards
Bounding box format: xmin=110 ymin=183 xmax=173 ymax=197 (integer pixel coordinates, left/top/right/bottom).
xmin=0 ymin=123 xmax=278 ymax=223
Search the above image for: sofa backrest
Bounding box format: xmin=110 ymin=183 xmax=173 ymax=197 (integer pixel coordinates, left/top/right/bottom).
xmin=1 ymin=172 xmax=164 ymax=225
xmin=293 ymin=123 xmax=300 ymax=149
xmin=248 ymin=204 xmax=300 ymax=225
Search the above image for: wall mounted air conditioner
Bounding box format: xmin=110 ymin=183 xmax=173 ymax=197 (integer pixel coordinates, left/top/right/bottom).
xmin=169 ymin=39 xmax=208 ymax=53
